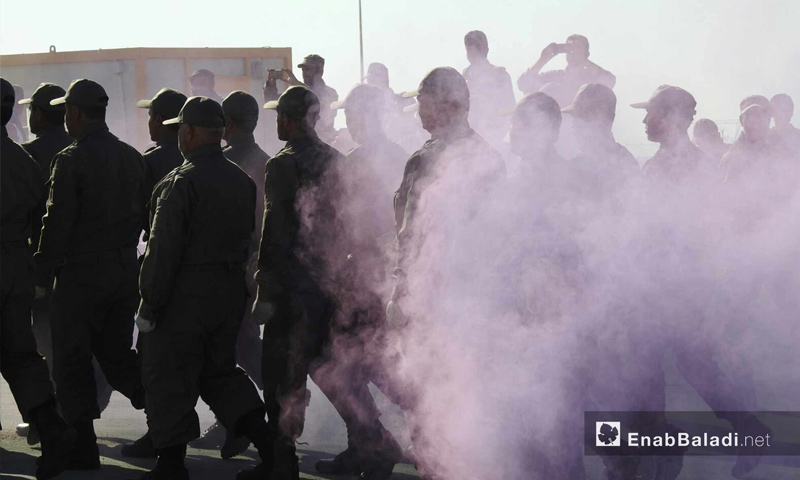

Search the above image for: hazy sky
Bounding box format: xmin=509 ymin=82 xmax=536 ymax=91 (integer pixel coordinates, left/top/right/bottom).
xmin=2 ymin=0 xmax=798 ymax=156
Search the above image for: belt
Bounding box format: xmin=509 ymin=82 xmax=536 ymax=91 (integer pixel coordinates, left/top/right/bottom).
xmin=65 ymin=247 xmax=137 ymax=264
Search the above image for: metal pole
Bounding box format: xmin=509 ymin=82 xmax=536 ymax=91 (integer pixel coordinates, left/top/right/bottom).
xmin=359 ymin=0 xmax=365 ymax=83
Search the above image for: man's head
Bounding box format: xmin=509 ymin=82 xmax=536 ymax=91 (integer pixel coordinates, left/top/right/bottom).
xmin=221 ymin=91 xmax=260 ymax=142
xmin=562 ymin=83 xmax=616 ymax=146
xmin=632 ymin=85 xmax=697 ymax=144
xmin=264 ymin=85 xmax=320 ymax=142
xmin=770 ymin=93 xmax=794 ymax=127
xmin=692 ymin=118 xmax=723 ymax=149
xmin=566 ymin=34 xmax=590 ymax=67
xmin=740 ymin=104 xmax=771 ymax=143
xmin=464 ymin=30 xmax=489 ymax=65
xmin=510 ymin=92 xmax=562 ymax=157
xmin=332 ymin=84 xmax=386 ymax=144
xmin=1 ymin=78 xmax=15 ymax=127
xmin=163 ymin=96 xmax=225 ymax=154
xmin=739 ymin=95 xmax=770 ymax=113
xmin=365 ymin=63 xmax=390 ymax=89
xmin=188 ymin=69 xmax=215 ymax=96
xmin=405 ymin=67 xmax=470 ymax=136
xmin=298 ymin=55 xmax=325 ymax=86
xmin=17 ymin=83 xmax=67 ymax=135
xmin=50 ymin=79 xmax=109 ymax=137
xmin=137 ymin=88 xmax=187 ymax=142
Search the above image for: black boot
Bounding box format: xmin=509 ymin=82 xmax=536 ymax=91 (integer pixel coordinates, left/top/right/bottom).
xmin=358 ymin=424 xmax=403 ymax=480
xmin=271 ymin=441 xmax=299 ymax=480
xmin=188 ymin=420 xmax=225 ymax=449
xmin=315 ymin=447 xmax=360 ymax=474
xmin=235 ymin=408 xmax=275 ymax=479
xmin=220 ymin=429 xmax=251 ymax=460
xmin=138 ymin=444 xmax=189 ymax=480
xmin=68 ymin=419 xmax=101 ymax=470
xmin=29 ymin=400 xmax=77 ymax=480
xmin=122 ymin=431 xmax=157 ymax=458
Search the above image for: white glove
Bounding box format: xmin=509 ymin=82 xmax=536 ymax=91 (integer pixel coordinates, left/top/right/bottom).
xmin=252 ymin=300 xmax=276 ymax=326
xmin=135 ymin=313 xmax=156 ymax=333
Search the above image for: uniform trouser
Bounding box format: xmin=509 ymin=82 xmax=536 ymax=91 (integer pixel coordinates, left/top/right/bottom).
xmin=142 ymin=267 xmax=265 ymax=449
xmin=51 ymin=252 xmax=145 ymax=424
xmin=32 ymin=289 xmax=113 ymax=412
xmin=312 ymin=290 xmax=397 ymax=454
xmin=237 ymin=295 xmax=263 ymax=390
xmin=262 ymin=288 xmax=334 ymax=446
xmin=0 ymin=245 xmax=55 ymax=423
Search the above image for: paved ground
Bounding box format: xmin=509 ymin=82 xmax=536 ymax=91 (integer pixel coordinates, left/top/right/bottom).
xmin=2 ymin=357 xmax=798 ymax=479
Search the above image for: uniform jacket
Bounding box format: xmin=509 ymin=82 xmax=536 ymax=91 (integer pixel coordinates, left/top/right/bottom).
xmin=224 ymin=132 xmax=270 ymax=250
xmin=33 ymin=121 xmax=145 ymax=285
xmin=1 ymin=126 xmax=45 ymax=245
xmin=139 ymin=143 xmax=256 ymax=320
xmin=21 ymin=126 xmax=73 ymax=177
xmin=255 ymin=131 xmax=345 ymax=301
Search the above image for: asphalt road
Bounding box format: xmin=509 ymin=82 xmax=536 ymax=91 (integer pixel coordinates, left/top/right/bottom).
xmin=2 ymin=358 xmax=798 ymax=479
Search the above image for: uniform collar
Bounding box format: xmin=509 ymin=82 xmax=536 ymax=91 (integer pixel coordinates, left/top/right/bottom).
xmin=1 ymin=125 xmax=8 ymax=138
xmin=156 ymin=133 xmax=179 ymax=148
xmin=286 ymin=130 xmax=320 ymax=149
xmin=34 ymin=125 xmax=70 ymax=139
xmin=436 ymin=122 xmax=473 ymax=143
xmin=225 ymin=132 xmax=257 ymax=148
xmin=184 ymin=142 xmax=224 ymax=161
xmin=76 ymin=121 xmax=109 ymax=141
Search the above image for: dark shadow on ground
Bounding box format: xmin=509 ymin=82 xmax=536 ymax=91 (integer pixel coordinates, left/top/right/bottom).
xmin=298 ymin=448 xmax=420 ymax=479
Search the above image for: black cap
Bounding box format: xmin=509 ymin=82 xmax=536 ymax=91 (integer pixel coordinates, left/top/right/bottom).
xmin=1 ymin=78 xmax=15 ymax=108
xmin=298 ymin=54 xmax=325 ymax=69
xmin=136 ymin=88 xmax=187 ymax=119
xmin=18 ymin=83 xmax=67 ymax=111
xmin=403 ymin=67 xmax=470 ymax=107
xmin=51 ymin=79 xmax=109 ymax=108
xmin=222 ymin=91 xmax=260 ymax=123
xmin=263 ymin=85 xmax=320 ymax=120
xmin=631 ymin=85 xmax=696 ymax=115
xmin=189 ymin=69 xmax=215 ymax=80
xmin=163 ymin=96 xmax=225 ymax=128
xmin=513 ymin=92 xmax=562 ymax=126
xmin=739 ymin=95 xmax=770 ymax=114
xmin=330 ymin=83 xmax=385 ymax=113
xmin=562 ymin=83 xmax=616 ymax=120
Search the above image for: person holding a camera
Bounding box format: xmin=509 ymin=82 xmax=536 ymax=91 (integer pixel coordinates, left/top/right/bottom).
xmin=517 ymin=34 xmax=616 ymax=108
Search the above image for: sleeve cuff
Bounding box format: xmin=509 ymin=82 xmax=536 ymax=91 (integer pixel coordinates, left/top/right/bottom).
xmin=255 ymin=273 xmax=284 ymax=302
xmin=137 ymin=300 xmax=156 ymax=321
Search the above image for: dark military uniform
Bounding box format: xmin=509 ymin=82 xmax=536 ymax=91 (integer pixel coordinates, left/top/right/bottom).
xmin=224 ymin=132 xmax=270 ymax=249
xmin=223 ymin=132 xmax=270 ymax=389
xmin=19 ymin=125 xmax=73 ymax=374
xmin=394 ymin=125 xmax=506 ymax=276
xmin=143 ymin=140 xmax=183 ymax=200
xmin=139 ymin=142 xmax=264 ymax=449
xmin=568 ymin=140 xmax=640 ymax=211
xmin=311 ymin=132 xmax=408 ymax=473
xmin=34 ymin=120 xmax=147 ymax=423
xmin=642 ymin=136 xmax=712 ymax=184
xmin=0 ymin=125 xmax=55 ymax=422
xmin=463 ymin=60 xmax=516 ymax=148
xmin=255 ymin=131 xmax=344 ymax=451
xmin=21 ymin=126 xmax=73 ymax=176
